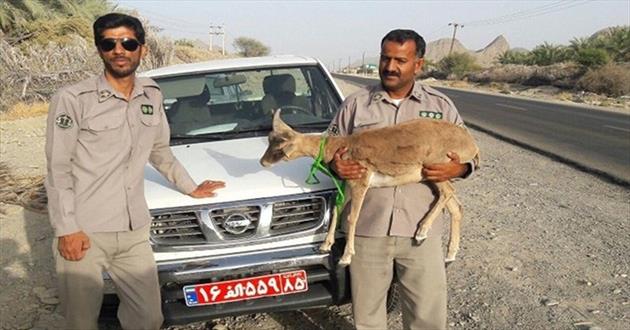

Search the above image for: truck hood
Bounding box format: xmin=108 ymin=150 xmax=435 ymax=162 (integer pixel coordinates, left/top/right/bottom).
xmin=144 ymin=137 xmax=335 ymax=209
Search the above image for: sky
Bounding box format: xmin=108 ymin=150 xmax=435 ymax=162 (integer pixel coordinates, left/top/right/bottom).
xmin=115 ymin=0 xmax=630 ymax=67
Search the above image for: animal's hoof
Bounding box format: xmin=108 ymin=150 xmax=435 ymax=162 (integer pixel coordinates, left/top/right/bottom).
xmin=319 ymin=241 xmax=332 ymax=252
xmin=338 ymin=255 xmax=352 ymax=266
xmin=415 ymin=234 xmax=428 ymax=243
xmin=444 ymin=257 xmax=456 ymax=265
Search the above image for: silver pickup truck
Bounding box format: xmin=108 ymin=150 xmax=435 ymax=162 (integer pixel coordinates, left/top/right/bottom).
xmin=98 ymin=55 xmax=355 ymax=325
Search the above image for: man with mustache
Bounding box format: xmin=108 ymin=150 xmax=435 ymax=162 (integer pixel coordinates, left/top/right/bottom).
xmin=327 ymin=29 xmax=476 ymax=329
xmin=45 ymin=13 xmax=225 ymax=330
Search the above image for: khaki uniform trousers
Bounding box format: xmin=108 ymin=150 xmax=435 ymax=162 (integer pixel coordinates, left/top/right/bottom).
xmin=350 ymin=233 xmax=447 ymax=330
xmin=54 ymin=224 xmax=163 ymax=330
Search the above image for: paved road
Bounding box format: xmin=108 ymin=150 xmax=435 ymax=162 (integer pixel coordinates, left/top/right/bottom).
xmin=333 ymin=74 xmax=630 ymax=185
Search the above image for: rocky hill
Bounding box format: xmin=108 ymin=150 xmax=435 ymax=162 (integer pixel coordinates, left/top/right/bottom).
xmin=354 ymin=35 xmax=511 ymax=68
xmin=425 ymin=35 xmax=510 ymax=67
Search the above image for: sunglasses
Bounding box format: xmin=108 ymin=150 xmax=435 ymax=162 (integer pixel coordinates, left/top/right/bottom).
xmin=98 ymin=37 xmax=141 ymax=52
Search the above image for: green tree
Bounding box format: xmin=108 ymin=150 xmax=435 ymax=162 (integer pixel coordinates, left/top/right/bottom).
xmin=233 ymin=36 xmax=270 ymax=57
xmin=574 ymin=48 xmax=610 ymax=68
xmin=528 ymin=42 xmax=571 ymax=66
xmin=0 ymin=0 xmax=112 ymax=44
xmin=174 ymin=39 xmax=195 ymax=48
xmin=590 ymin=26 xmax=630 ymax=62
xmin=438 ymin=52 xmax=480 ymax=79
xmin=498 ymin=50 xmax=530 ymax=65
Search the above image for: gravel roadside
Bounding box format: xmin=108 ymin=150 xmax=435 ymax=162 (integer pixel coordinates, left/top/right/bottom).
xmin=0 ymin=80 xmax=628 ymax=330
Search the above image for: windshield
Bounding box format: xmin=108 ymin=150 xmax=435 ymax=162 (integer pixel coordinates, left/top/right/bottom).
xmin=155 ymin=65 xmax=342 ymax=143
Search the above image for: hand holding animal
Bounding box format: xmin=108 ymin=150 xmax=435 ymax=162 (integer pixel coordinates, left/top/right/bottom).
xmin=260 ymin=111 xmax=479 ymax=265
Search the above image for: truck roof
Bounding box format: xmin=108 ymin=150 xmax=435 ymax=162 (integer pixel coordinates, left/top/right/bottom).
xmin=141 ymin=55 xmax=320 ymax=79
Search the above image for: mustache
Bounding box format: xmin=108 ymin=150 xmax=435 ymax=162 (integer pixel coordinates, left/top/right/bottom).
xmin=382 ymin=70 xmax=400 ymax=77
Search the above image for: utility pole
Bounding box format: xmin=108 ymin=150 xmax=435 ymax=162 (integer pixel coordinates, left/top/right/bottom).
xmin=221 ymin=24 xmax=226 ymax=55
xmin=209 ymin=23 xmax=225 ymax=55
xmin=338 ymin=58 xmax=342 ymax=73
xmin=448 ymin=22 xmax=463 ymax=55
xmin=361 ymin=51 xmax=366 ymax=76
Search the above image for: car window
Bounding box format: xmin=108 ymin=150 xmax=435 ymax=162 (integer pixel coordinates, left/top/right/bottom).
xmin=155 ymin=65 xmax=341 ymax=140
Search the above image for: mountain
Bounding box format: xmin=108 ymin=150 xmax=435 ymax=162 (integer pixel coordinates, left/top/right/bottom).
xmin=352 ymin=35 xmax=511 ymax=68
xmin=425 ymin=35 xmax=510 ymax=67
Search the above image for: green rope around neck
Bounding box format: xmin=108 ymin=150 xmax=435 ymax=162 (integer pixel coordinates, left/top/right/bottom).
xmin=305 ymin=136 xmax=346 ymax=220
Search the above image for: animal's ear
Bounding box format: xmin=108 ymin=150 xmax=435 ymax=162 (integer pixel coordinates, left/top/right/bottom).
xmin=272 ymin=109 xmax=294 ymax=133
xmin=282 ymin=141 xmax=297 ymax=159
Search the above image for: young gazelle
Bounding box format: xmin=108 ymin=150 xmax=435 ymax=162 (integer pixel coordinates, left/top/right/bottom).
xmin=260 ymin=111 xmax=479 ymax=265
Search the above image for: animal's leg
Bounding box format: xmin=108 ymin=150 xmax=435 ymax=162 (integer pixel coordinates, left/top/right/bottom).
xmin=414 ymin=182 xmax=454 ymax=242
xmin=339 ymin=180 xmax=369 ymax=266
xmin=444 ymin=193 xmax=463 ymax=264
xmin=320 ymin=186 xmax=351 ymax=252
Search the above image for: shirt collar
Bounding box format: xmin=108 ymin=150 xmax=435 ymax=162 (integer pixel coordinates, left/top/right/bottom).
xmin=368 ymin=82 xmax=425 ymax=106
xmin=97 ymin=73 xmax=147 ymax=103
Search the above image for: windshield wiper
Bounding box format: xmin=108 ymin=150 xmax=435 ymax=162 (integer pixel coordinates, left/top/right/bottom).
xmin=170 ymin=134 xmax=227 ymax=140
xmin=187 ymin=126 xmax=272 ymax=139
xmin=286 ymin=121 xmax=331 ymax=131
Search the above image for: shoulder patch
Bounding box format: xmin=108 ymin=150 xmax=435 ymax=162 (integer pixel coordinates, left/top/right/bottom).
xmin=55 ymin=113 xmax=74 ymax=129
xmin=141 ymin=104 xmax=154 ymax=115
xmin=327 ymin=124 xmax=340 ymax=136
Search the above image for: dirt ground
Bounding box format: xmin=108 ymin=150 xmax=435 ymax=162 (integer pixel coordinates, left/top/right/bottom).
xmin=0 ymin=80 xmax=628 ymax=330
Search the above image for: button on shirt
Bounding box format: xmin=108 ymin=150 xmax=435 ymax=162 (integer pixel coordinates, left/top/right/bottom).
xmin=45 ymin=74 xmax=197 ymax=237
xmin=327 ymin=82 xmax=474 ymax=237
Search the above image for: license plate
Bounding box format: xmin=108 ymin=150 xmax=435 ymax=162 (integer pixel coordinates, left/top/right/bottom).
xmin=183 ymin=270 xmax=308 ymax=306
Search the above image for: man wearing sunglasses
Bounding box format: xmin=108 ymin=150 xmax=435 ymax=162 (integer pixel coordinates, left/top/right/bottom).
xmin=44 ymin=13 xmax=225 ymax=330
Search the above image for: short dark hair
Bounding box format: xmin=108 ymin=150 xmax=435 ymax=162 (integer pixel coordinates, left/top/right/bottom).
xmin=381 ymin=29 xmax=426 ymax=58
xmin=93 ymin=13 xmax=146 ymax=45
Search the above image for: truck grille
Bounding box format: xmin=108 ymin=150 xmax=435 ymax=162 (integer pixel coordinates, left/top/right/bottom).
xmin=271 ymin=196 xmax=326 ymax=235
xmin=151 ymin=211 xmax=206 ymax=244
xmin=210 ymin=205 xmax=260 ymax=239
xmin=150 ymin=192 xmax=333 ymax=246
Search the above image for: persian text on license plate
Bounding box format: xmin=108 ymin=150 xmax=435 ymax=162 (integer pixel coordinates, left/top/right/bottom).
xmin=183 ymin=270 xmax=308 ymax=306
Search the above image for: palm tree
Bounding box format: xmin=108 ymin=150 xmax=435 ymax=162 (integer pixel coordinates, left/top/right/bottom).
xmin=0 ymin=0 xmax=113 ymax=43
xmin=528 ymin=42 xmax=571 ymax=66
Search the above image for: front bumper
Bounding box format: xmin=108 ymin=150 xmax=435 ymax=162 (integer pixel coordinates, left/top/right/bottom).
xmin=100 ymin=241 xmax=349 ymax=325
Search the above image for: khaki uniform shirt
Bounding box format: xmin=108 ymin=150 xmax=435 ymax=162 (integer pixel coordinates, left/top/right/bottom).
xmin=45 ymin=74 xmax=197 ymax=237
xmin=328 ymin=82 xmax=472 ymax=237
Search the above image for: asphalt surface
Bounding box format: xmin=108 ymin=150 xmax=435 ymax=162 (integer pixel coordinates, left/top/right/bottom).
xmin=333 ymin=74 xmax=630 ymax=185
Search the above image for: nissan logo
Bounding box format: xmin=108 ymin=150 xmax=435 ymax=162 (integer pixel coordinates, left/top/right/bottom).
xmin=223 ymin=213 xmax=252 ymax=235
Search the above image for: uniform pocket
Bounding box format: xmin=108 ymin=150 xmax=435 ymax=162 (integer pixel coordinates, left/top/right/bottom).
xmin=352 ymin=110 xmax=383 ymax=132
xmin=140 ymin=114 xmax=161 ymax=127
xmin=83 ymin=113 xmax=125 ymax=148
xmin=86 ymin=113 xmax=124 ymax=131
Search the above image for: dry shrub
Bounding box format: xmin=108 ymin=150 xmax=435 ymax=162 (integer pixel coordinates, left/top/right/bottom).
xmin=577 ymin=63 xmax=630 ymax=97
xmin=0 ymin=102 xmax=49 ymax=121
xmin=467 ymin=64 xmax=535 ymax=83
xmin=0 ymin=36 xmax=101 ymax=112
xmin=173 ymin=45 xmax=231 ymax=64
xmin=467 ymin=63 xmax=583 ymax=88
xmin=449 ymin=80 xmax=471 ymax=88
xmin=140 ymin=29 xmax=175 ymax=71
xmin=523 ymin=62 xmax=583 ymax=87
xmin=0 ymin=162 xmax=47 ymax=214
xmin=25 ymin=16 xmax=94 ymax=46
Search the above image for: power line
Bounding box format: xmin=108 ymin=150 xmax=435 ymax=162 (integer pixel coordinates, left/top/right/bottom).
xmin=129 ymin=6 xmax=209 ymax=28
xmin=423 ymin=24 xmax=451 ymax=40
xmin=463 ymin=0 xmax=592 ymax=27
xmin=463 ymin=0 xmax=569 ymax=26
